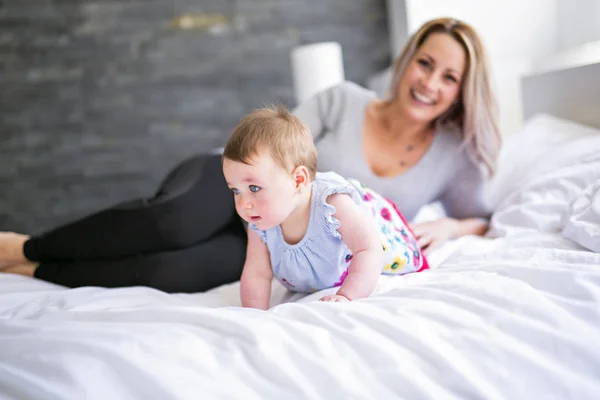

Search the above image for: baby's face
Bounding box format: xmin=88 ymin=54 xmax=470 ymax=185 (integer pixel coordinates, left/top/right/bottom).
xmin=223 ymin=153 xmax=298 ymax=230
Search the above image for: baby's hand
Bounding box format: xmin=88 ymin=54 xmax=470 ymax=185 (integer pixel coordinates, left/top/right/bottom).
xmin=319 ymin=294 xmax=350 ymax=303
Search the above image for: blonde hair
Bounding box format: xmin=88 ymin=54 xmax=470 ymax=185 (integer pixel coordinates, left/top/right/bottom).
xmin=223 ymin=105 xmax=317 ymax=179
xmin=385 ymin=17 xmax=501 ymax=176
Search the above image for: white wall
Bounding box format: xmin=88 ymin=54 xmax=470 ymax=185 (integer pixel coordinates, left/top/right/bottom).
xmin=403 ymin=0 xmax=558 ymax=135
xmin=556 ymin=0 xmax=600 ymax=50
xmin=379 ymin=0 xmax=600 ymax=135
xmin=405 ymin=0 xmax=558 ymax=59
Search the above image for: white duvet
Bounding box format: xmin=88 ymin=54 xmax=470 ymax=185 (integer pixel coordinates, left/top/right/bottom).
xmin=1 ymin=114 xmax=600 ymax=400
xmin=1 ymin=230 xmax=599 ymax=400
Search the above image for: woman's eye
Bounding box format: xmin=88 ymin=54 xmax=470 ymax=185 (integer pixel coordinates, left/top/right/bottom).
xmin=445 ymin=75 xmax=458 ymax=83
xmin=231 ymin=188 xmax=240 ymax=195
xmin=417 ymin=59 xmax=430 ymax=68
xmin=249 ymin=185 xmax=261 ymax=193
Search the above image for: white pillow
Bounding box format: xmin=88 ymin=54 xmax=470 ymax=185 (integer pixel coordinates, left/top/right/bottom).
xmin=487 ymin=113 xmax=600 ymax=210
xmin=487 ymin=114 xmax=600 ymax=237
xmin=488 ymin=161 xmax=600 ymax=237
xmin=562 ymin=180 xmax=600 ymax=252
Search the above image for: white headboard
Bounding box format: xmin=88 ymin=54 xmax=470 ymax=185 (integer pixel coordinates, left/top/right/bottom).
xmin=521 ymin=42 xmax=600 ymax=129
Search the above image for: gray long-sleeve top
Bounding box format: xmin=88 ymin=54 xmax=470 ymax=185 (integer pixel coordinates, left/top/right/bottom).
xmin=293 ymin=81 xmax=490 ymax=221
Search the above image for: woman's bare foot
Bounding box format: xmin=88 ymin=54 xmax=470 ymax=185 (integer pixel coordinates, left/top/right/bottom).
xmin=0 ymin=232 xmax=29 ymax=265
xmin=0 ymin=262 xmax=38 ymax=277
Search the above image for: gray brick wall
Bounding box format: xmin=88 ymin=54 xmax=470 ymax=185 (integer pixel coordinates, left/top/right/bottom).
xmin=0 ymin=0 xmax=389 ymax=233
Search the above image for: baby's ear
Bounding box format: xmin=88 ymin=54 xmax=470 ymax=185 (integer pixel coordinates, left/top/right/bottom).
xmin=292 ymin=165 xmax=310 ymax=191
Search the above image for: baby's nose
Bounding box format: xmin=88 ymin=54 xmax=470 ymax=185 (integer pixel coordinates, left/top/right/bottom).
xmin=240 ymin=195 xmax=253 ymax=209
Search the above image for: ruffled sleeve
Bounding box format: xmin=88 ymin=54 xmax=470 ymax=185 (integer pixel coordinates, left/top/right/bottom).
xmin=248 ymin=223 xmax=267 ymax=245
xmin=315 ymin=172 xmax=362 ymax=240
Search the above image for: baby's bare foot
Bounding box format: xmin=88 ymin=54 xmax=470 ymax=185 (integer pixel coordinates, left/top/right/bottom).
xmin=0 ymin=232 xmax=29 ymax=264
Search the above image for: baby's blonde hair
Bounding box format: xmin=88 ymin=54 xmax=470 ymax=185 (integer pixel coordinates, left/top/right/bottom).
xmin=223 ymin=105 xmax=317 ymax=180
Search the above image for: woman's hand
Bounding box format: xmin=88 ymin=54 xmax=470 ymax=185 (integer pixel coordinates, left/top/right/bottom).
xmin=410 ymin=218 xmax=460 ymax=255
xmin=410 ymin=217 xmax=489 ymax=255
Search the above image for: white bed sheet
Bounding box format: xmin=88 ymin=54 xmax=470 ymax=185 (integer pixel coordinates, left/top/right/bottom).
xmin=2 ymin=113 xmax=600 ymax=400
xmin=0 ymin=230 xmax=598 ymax=400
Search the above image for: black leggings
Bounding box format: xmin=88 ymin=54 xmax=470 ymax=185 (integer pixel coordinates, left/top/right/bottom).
xmin=27 ymin=153 xmax=247 ymax=293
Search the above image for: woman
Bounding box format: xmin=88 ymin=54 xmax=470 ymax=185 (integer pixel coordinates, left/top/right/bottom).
xmin=0 ymin=18 xmax=501 ymax=292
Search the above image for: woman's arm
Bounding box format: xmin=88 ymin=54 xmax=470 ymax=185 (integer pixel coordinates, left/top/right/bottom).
xmin=438 ymin=157 xmax=491 ymax=220
xmin=411 ymin=217 xmax=488 ymax=255
xmin=454 ymin=217 xmax=488 ymax=237
xmin=240 ymin=229 xmax=273 ymax=310
xmin=412 ymin=159 xmax=491 ymax=254
xmin=321 ymin=194 xmax=383 ymax=301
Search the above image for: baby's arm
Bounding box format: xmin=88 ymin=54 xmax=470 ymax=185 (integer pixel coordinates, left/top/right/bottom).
xmin=240 ymin=229 xmax=273 ymax=310
xmin=323 ymin=193 xmax=384 ymax=301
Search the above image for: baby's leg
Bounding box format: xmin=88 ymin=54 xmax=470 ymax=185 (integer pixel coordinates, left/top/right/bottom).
xmin=381 ymin=198 xmax=428 ymax=273
xmin=361 ymin=189 xmax=424 ymax=274
xmin=348 ymin=179 xmax=427 ymax=274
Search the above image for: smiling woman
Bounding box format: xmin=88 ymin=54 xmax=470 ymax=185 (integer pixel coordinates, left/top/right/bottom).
xmin=361 ymin=32 xmax=466 ymax=176
xmin=0 ymin=18 xmax=502 ymax=294
xmin=296 ymin=17 xmax=502 ymax=253
xmin=366 ymin=19 xmax=499 ymax=177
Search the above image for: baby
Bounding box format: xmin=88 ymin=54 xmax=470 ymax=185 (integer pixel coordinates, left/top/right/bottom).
xmin=222 ymin=106 xmax=428 ymax=309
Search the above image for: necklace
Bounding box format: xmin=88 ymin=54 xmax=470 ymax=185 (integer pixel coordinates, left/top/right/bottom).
xmin=368 ymin=102 xmax=433 ymax=169
xmin=399 ymin=145 xmax=414 ymax=167
xmin=398 ymin=133 xmax=431 ymax=167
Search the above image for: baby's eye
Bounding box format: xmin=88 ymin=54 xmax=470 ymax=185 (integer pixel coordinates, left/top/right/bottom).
xmin=231 ymin=188 xmax=240 ymax=195
xmin=249 ymin=185 xmax=261 ymax=193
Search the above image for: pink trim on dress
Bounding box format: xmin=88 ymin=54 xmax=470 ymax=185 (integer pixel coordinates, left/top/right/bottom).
xmin=385 ymin=197 xmax=429 ymax=271
xmin=334 ymin=269 xmax=349 ymax=287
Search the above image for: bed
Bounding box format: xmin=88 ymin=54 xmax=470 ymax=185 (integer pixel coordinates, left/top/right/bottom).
xmin=1 ymin=60 xmax=599 ymax=400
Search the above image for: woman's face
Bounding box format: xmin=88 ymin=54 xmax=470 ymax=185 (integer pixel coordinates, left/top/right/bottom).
xmin=397 ymin=32 xmax=466 ymax=124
